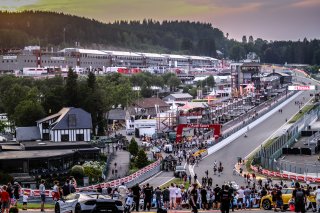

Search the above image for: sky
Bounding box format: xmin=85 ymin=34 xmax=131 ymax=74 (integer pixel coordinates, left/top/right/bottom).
xmin=0 ymin=0 xmax=319 ymax=41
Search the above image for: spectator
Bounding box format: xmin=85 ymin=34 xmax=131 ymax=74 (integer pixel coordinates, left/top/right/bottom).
xmin=154 ymin=187 xmax=162 ymax=210
xmin=162 ymin=187 xmax=170 ymax=209
xmin=176 ymin=185 xmax=182 ymax=210
xmin=39 ymin=179 xmax=46 ymax=212
xmin=143 ymin=183 xmax=153 ymax=211
xmin=220 ymin=185 xmax=232 ymax=213
xmin=52 ymin=181 xmax=60 ymax=201
xmin=1 ymin=185 xmax=10 ymax=213
xmin=292 ymin=182 xmax=306 ymax=213
xmin=169 ymin=183 xmax=177 ymax=209
xmin=22 ymin=191 xmax=28 ymax=210
xmin=131 ymin=184 xmax=141 ymax=212
xmin=12 ymin=182 xmax=21 ymax=207
xmin=189 ymin=183 xmax=198 ymax=213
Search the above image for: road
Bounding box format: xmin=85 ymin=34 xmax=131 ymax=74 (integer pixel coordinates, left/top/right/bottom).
xmin=193 ymin=71 xmax=317 ymax=186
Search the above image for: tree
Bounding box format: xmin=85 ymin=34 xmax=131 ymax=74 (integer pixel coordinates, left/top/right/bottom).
xmin=242 ymin=35 xmax=247 ymax=43
xmin=230 ymin=44 xmax=246 ymax=61
xmin=206 ymin=75 xmax=216 ymax=89
xmin=140 ymin=83 xmax=152 ymax=98
xmin=248 ymin=35 xmax=254 ymax=43
xmin=0 ymin=120 xmax=6 ymax=133
xmin=87 ymin=71 xmax=96 ymax=91
xmin=65 ymin=68 xmax=79 ymax=107
xmin=13 ymin=100 xmax=45 ymax=126
xmin=128 ymin=138 xmax=139 ymax=157
xmin=135 ymin=149 xmax=149 ymax=169
xmin=167 ymin=76 xmax=181 ymax=92
xmin=70 ymin=165 xmax=85 ymax=179
xmin=83 ymin=166 xmax=102 ymax=183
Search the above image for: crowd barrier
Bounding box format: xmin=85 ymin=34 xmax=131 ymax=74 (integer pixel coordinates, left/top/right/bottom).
xmin=250 ymin=165 xmax=320 ymax=183
xmin=20 ymin=159 xmax=162 ymax=197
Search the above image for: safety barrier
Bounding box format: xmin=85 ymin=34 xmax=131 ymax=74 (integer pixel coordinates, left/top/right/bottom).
xmin=250 ymin=165 xmax=320 ymax=183
xmin=20 ymin=159 xmax=161 ymax=197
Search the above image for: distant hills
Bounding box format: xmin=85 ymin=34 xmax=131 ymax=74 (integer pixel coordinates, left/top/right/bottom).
xmin=0 ymin=10 xmax=319 ymax=65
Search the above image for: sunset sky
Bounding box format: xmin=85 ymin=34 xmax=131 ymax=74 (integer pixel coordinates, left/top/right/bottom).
xmin=0 ymin=0 xmax=319 ymax=41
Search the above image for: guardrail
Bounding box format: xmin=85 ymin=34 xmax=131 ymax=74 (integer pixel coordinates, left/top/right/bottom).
xmin=20 ymin=159 xmax=161 ymax=197
xmin=251 ymin=165 xmax=320 ymax=183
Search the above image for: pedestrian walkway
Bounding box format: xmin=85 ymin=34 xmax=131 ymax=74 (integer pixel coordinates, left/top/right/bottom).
xmin=106 ymin=149 xmax=130 ymax=180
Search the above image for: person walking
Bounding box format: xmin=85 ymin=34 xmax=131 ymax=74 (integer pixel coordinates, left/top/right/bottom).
xmin=39 ymin=179 xmax=46 ymax=212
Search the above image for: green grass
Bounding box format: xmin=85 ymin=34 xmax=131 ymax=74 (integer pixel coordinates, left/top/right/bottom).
xmin=160 ymin=178 xmax=190 ymax=190
xmin=17 ymin=203 xmax=55 ymax=209
xmin=264 ymin=137 xmax=279 ymax=149
xmin=245 ymin=155 xmax=254 ymax=173
xmin=289 ymin=104 xmax=315 ymax=123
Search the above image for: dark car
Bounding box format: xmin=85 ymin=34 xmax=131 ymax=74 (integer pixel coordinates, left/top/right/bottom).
xmin=174 ymin=165 xmax=186 ymax=178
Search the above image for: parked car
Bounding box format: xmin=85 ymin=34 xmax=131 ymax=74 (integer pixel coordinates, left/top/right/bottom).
xmin=54 ymin=192 xmax=124 ymax=213
xmin=174 ymin=165 xmax=186 ymax=178
xmin=260 ymin=188 xmax=316 ymax=210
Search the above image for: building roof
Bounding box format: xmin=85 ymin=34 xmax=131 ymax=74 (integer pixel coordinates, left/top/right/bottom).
xmin=16 ymin=126 xmax=41 ymax=142
xmin=103 ymin=50 xmax=140 ymax=57
xmin=22 ymin=141 xmax=92 ymax=150
xmin=161 ymin=54 xmax=187 ymax=60
xmin=37 ymin=107 xmax=92 ymax=130
xmin=180 ymin=102 xmax=208 ymax=110
xmin=59 ymin=48 xmax=107 ymax=55
xmin=134 ymin=98 xmax=170 ymax=109
xmin=107 ymin=109 xmax=126 ymax=120
xmin=241 ymin=62 xmax=261 ymax=67
xmin=138 ymin=52 xmax=165 ymax=58
xmin=0 ymin=148 xmax=99 ymax=160
xmin=166 ymin=93 xmax=193 ymax=99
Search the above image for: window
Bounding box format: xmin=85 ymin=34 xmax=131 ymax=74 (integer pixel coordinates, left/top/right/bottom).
xmin=76 ymin=134 xmax=84 ymax=141
xmin=43 ymin=133 xmax=49 ymax=140
xmin=42 ymin=122 xmax=49 ymax=129
xmin=61 ymin=134 xmax=69 ymax=142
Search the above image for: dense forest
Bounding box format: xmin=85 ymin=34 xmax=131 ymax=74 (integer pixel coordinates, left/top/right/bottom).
xmin=0 ymin=11 xmax=319 ymax=65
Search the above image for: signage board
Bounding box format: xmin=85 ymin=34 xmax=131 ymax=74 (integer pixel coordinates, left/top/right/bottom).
xmin=288 ymin=85 xmax=315 ymax=91
xmin=3 ymin=55 xmax=17 ymax=60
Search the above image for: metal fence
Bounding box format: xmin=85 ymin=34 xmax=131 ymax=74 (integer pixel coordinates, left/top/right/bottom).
xmin=253 ymin=104 xmax=320 ymax=171
xmin=278 ymin=159 xmax=320 ymax=175
xmin=125 ymin=163 xmax=161 ymax=188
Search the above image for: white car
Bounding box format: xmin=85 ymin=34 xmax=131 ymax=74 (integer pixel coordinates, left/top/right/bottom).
xmin=54 ymin=192 xmax=124 ymax=213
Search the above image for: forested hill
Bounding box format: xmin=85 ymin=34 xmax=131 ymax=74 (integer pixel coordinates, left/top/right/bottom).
xmin=0 ymin=10 xmax=319 ymax=65
xmin=0 ymin=11 xmax=223 ymax=56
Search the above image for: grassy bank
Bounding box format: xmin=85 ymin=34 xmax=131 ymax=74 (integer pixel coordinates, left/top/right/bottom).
xmin=160 ymin=178 xmax=190 ymax=189
xmin=17 ymin=203 xmax=55 ymax=209
xmin=289 ymin=104 xmax=314 ymax=123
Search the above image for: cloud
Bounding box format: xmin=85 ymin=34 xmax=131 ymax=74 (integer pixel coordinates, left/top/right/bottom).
xmin=290 ymin=0 xmax=320 ymax=8
xmin=0 ymin=0 xmax=39 ymax=10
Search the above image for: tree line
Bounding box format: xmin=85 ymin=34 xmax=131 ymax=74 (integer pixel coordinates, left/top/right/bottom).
xmin=0 ymin=11 xmax=319 ymax=64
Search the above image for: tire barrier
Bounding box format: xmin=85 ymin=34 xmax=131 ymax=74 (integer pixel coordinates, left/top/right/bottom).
xmin=250 ymin=165 xmax=320 ymax=183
